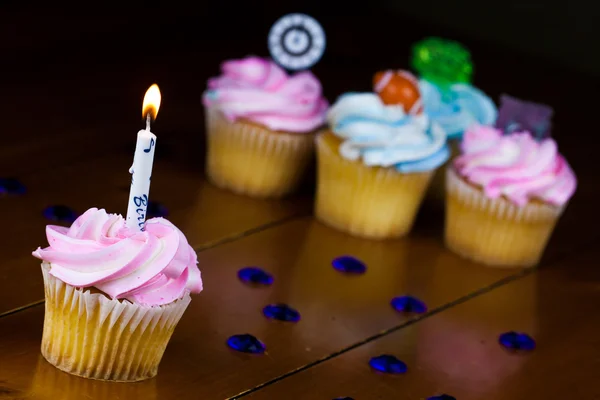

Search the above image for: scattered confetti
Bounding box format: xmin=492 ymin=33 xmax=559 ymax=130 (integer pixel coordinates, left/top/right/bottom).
xmin=390 ymin=296 xmax=428 ymax=314
xmin=332 ymin=256 xmax=367 ymax=274
xmin=499 ymin=331 xmax=536 ymax=351
xmin=237 ymin=267 xmax=274 ymax=286
xmin=263 ymin=304 xmax=301 ymax=322
xmin=227 ymin=334 xmax=266 ymax=354
xmin=369 ymin=354 xmax=407 ymax=374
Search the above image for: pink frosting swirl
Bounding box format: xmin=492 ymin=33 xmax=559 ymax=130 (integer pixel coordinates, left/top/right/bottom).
xmin=203 ymin=56 xmax=328 ymax=133
xmin=454 ymin=125 xmax=577 ymax=206
xmin=32 ymin=208 xmax=203 ymax=306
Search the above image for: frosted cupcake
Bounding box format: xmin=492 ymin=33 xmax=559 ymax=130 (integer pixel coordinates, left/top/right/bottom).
xmin=32 ymin=208 xmax=203 ymax=381
xmin=417 ymin=68 xmax=496 ymax=203
xmin=203 ymin=56 xmax=328 ymax=198
xmin=316 ymin=71 xmax=449 ymax=239
xmin=419 ymin=80 xmax=497 ymax=148
xmin=411 ymin=37 xmax=497 ymax=172
xmin=445 ymin=126 xmax=577 ymax=267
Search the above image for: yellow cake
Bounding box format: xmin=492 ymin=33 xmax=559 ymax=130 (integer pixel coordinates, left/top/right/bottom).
xmin=205 ymin=107 xmax=316 ymax=198
xmin=444 ymin=125 xmax=576 ymax=268
xmin=445 ymin=168 xmax=564 ymax=268
xmin=203 ymin=56 xmax=328 ymax=199
xmin=315 ymin=87 xmax=450 ymax=240
xmin=315 ymin=132 xmax=434 ymax=239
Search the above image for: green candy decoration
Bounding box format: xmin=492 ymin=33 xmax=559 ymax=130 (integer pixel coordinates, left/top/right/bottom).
xmin=411 ymin=37 xmax=473 ymax=88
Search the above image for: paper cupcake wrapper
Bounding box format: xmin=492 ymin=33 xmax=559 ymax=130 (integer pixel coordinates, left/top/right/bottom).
xmin=445 ymin=168 xmax=564 ymax=267
xmin=41 ymin=264 xmax=191 ymax=382
xmin=315 ymin=133 xmax=434 ymax=239
xmin=205 ymin=107 xmax=315 ymax=198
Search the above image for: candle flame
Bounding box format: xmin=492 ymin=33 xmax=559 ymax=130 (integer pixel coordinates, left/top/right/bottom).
xmin=142 ymin=84 xmax=161 ymax=121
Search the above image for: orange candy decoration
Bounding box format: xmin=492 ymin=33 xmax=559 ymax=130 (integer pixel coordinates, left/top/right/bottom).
xmin=373 ymin=70 xmax=422 ymax=114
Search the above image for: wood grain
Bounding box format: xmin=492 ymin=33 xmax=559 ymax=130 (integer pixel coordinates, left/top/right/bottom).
xmin=244 ymin=246 xmax=600 ymax=400
xmin=0 ymin=153 xmax=310 ymax=315
xmin=0 ymin=216 xmax=529 ymax=399
xmin=0 ymin=6 xmax=597 ymax=400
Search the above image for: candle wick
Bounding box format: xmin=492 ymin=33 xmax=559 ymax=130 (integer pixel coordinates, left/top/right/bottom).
xmin=146 ymin=114 xmax=151 ymax=131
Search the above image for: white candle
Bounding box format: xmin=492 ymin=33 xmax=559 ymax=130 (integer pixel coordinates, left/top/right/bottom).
xmin=126 ymin=84 xmax=161 ymax=230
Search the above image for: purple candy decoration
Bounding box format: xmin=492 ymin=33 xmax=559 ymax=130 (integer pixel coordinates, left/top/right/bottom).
xmin=496 ymin=94 xmax=554 ymax=140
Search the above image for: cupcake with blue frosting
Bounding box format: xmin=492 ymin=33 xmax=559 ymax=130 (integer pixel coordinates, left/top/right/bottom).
xmin=315 ymin=70 xmax=449 ymax=239
xmin=412 ymin=37 xmax=496 ymax=145
xmin=419 ymin=81 xmax=497 ymax=142
xmin=411 ymin=37 xmax=497 ymax=203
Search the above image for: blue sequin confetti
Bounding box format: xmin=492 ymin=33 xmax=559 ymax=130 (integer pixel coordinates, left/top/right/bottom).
xmin=263 ymin=304 xmax=301 ymax=322
xmin=146 ymin=201 xmax=169 ymax=218
xmin=499 ymin=331 xmax=536 ymax=351
xmin=238 ymin=267 xmax=274 ymax=286
xmin=390 ymin=295 xmax=428 ymax=314
xmin=227 ymin=334 xmax=265 ymax=354
xmin=332 ymin=256 xmax=367 ymax=274
xmin=0 ymin=178 xmax=26 ymax=196
xmin=369 ymin=355 xmax=407 ymax=374
xmin=43 ymin=205 xmax=78 ymax=223
xmin=428 ymin=395 xmax=456 ymax=400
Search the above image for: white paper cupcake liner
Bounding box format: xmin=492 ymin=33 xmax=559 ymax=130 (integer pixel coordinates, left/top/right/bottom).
xmin=445 ymin=168 xmax=565 ymax=267
xmin=205 ymin=107 xmax=314 ymax=198
xmin=40 ymin=264 xmax=191 ymax=381
xmin=315 ymin=133 xmax=434 ymax=239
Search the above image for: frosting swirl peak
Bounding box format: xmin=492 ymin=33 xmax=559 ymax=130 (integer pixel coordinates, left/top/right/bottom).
xmin=203 ymin=56 xmax=328 ymax=133
xmin=455 ymin=125 xmax=577 ymax=206
xmin=33 ymin=208 xmax=203 ymax=306
xmin=327 ymin=92 xmax=449 ymax=173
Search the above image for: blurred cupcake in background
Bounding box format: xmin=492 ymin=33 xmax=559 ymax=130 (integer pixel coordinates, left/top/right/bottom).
xmin=412 ymin=37 xmax=497 ymax=147
xmin=412 ymin=37 xmax=497 ymax=203
xmin=445 ymin=125 xmax=577 ymax=267
xmin=315 ymin=70 xmax=449 ymax=239
xmin=203 ymin=56 xmax=328 ymax=198
xmin=418 ymin=81 xmax=497 ymax=147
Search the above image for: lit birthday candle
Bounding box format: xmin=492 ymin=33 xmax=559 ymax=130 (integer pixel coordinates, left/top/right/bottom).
xmin=126 ymin=84 xmax=161 ymax=230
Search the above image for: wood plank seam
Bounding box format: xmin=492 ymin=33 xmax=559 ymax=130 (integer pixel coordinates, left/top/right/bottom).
xmin=194 ymin=212 xmax=310 ymax=253
xmin=226 ymin=270 xmax=531 ymax=400
xmin=0 ymin=300 xmax=45 ymax=319
xmin=0 ymin=212 xmax=309 ymax=320
xmin=226 ymin=237 xmax=599 ymax=399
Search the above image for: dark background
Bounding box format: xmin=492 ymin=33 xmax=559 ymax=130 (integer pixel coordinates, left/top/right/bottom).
xmin=3 ymin=2 xmax=598 ymax=75
xmin=390 ymin=1 xmax=599 ymax=77
xmin=2 ymin=2 xmax=598 ymax=177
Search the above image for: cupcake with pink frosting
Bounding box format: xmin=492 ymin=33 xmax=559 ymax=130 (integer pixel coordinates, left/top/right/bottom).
xmin=203 ymin=56 xmax=328 ymax=198
xmin=32 ymin=208 xmax=203 ymax=381
xmin=445 ymin=125 xmax=577 ymax=267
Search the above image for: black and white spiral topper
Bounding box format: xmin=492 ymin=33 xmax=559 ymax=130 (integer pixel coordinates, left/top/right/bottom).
xmin=268 ymin=14 xmax=326 ymax=71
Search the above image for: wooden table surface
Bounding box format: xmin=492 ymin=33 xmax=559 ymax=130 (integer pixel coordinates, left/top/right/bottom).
xmin=1 ymin=6 xmax=599 ymax=400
